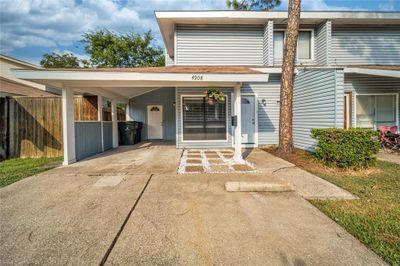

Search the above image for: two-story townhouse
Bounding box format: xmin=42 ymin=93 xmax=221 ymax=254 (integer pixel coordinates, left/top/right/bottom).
xmin=13 ymin=11 xmax=400 ymax=165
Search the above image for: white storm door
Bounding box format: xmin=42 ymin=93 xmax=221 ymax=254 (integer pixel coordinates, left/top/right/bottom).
xmin=241 ymin=96 xmax=256 ymax=144
xmin=147 ymin=105 xmax=163 ymax=139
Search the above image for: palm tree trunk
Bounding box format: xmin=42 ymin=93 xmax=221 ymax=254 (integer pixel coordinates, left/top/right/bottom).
xmin=278 ymin=0 xmax=301 ymax=153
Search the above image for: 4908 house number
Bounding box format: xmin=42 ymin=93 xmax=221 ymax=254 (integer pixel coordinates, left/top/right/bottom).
xmin=192 ymin=75 xmax=203 ymax=80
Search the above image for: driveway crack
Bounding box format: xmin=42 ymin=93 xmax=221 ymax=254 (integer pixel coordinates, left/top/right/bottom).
xmin=99 ymin=173 xmax=154 ymax=266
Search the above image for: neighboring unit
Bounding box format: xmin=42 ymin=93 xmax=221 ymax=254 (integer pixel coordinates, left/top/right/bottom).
xmin=11 ymin=11 xmax=400 ymax=164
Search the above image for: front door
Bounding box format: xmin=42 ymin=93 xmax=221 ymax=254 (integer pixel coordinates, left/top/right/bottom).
xmin=147 ymin=105 xmax=163 ymax=139
xmin=241 ymin=96 xmax=256 ymax=144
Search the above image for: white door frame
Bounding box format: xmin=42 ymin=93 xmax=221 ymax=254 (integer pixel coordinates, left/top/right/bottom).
xmin=231 ymin=92 xmax=258 ymax=148
xmin=344 ymin=93 xmax=351 ymax=129
xmin=147 ymin=105 xmax=163 ymax=139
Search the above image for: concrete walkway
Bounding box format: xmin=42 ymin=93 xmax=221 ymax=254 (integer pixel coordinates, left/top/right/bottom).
xmin=246 ymin=148 xmax=357 ymax=200
xmin=378 ymin=150 xmax=400 ymax=164
xmin=0 ymin=143 xmax=385 ymax=265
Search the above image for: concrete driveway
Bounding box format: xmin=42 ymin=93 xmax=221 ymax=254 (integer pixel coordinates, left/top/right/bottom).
xmin=0 ymin=142 xmax=386 ymax=265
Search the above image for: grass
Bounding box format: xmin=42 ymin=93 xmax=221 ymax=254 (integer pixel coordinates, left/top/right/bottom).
xmin=0 ymin=157 xmax=62 ymax=188
xmin=264 ymin=147 xmax=400 ymax=265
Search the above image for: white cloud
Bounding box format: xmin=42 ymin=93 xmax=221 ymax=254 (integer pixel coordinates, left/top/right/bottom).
xmin=1 ymin=0 xmax=361 ymax=55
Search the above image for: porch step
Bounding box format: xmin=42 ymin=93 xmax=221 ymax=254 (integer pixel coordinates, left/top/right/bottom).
xmin=225 ymin=181 xmax=294 ymax=192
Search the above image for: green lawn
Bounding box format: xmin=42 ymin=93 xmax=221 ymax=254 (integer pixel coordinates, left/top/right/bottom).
xmin=0 ymin=157 xmax=62 ymax=188
xmin=310 ymin=161 xmax=400 ymax=265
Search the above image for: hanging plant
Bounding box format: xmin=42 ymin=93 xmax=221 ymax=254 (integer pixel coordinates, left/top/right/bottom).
xmin=205 ymin=88 xmax=225 ymax=105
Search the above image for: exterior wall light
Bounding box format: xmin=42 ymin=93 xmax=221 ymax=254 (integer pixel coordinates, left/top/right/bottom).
xmin=261 ymin=99 xmax=267 ymax=107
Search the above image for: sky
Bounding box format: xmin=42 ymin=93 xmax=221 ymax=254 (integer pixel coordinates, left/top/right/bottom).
xmin=0 ymin=0 xmax=399 ymax=65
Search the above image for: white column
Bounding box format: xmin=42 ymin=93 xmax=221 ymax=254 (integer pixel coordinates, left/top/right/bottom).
xmin=62 ymin=87 xmax=76 ymax=165
xmin=125 ymin=100 xmax=133 ymax=121
xmin=111 ymin=99 xmax=119 ymax=148
xmin=98 ymin=95 xmax=104 ymax=152
xmin=234 ymin=83 xmax=245 ymax=164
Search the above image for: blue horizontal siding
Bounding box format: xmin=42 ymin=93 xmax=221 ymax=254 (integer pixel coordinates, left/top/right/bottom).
xmin=103 ymin=122 xmax=113 ymax=151
xmin=129 ymin=88 xmax=176 ymax=140
xmin=75 ymin=122 xmax=102 ymax=160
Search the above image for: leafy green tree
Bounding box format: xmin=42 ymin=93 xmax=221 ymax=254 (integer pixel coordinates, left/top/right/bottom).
xmin=228 ymin=0 xmax=301 ymax=154
xmin=226 ymin=0 xmax=281 ymax=10
xmin=40 ymin=52 xmax=81 ymax=68
xmin=82 ymin=30 xmax=164 ymax=68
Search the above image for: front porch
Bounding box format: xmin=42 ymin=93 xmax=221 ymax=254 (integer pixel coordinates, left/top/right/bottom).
xmin=13 ymin=66 xmax=274 ymax=164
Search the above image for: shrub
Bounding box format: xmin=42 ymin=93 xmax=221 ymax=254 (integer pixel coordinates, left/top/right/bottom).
xmin=311 ymin=128 xmax=380 ymax=169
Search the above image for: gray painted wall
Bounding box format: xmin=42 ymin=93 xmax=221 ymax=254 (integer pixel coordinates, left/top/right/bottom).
xmin=103 ymin=122 xmax=113 ymax=151
xmin=293 ymin=68 xmax=344 ymax=151
xmin=129 ymin=88 xmax=176 ymax=140
xmin=176 ymin=88 xmax=233 ymax=148
xmin=241 ymin=75 xmax=281 ymax=145
xmin=344 ymin=74 xmax=400 ymax=128
xmin=331 ymin=27 xmax=400 ymax=65
xmin=175 ymin=25 xmax=264 ymax=66
xmin=315 ymin=20 xmax=331 ymax=65
xmin=263 ymin=21 xmax=274 ymax=66
xmin=75 ymin=122 xmax=102 ymax=160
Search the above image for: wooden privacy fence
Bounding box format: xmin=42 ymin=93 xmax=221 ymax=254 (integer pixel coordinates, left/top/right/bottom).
xmin=7 ymin=97 xmax=63 ymax=158
xmin=0 ymin=96 xmax=127 ymax=159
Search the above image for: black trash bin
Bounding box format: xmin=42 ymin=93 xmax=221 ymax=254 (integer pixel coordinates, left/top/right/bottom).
xmin=135 ymin=122 xmax=143 ymax=144
xmin=118 ymin=121 xmax=136 ymax=145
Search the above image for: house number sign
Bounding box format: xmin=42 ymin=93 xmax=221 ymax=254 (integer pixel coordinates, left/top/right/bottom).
xmin=192 ymin=75 xmax=203 ymax=80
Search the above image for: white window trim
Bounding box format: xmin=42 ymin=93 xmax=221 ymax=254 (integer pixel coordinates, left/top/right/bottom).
xmin=273 ymin=29 xmax=315 ymax=62
xmin=354 ymin=93 xmax=399 ymax=129
xmin=180 ymin=94 xmax=229 ymax=143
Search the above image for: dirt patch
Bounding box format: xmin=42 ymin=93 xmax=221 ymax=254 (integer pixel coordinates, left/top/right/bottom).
xmin=206 ymin=154 xmax=220 ymax=159
xmin=204 ymin=151 xmax=218 ymax=155
xmin=209 ymin=165 xmax=230 ymax=172
xmin=187 ymin=155 xmax=202 ymax=159
xmin=185 ymin=166 xmax=204 ymax=173
xmin=232 ymin=164 xmax=253 ymax=171
xmin=222 ymin=154 xmax=234 ymax=159
xmin=187 ymin=159 xmax=202 ymax=164
xmin=263 ymin=147 xmax=381 ymax=177
xmin=207 ymin=159 xmax=224 ymax=164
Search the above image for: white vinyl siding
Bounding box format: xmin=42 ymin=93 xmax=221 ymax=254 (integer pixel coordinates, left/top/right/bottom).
xmin=263 ymin=20 xmax=274 ymax=66
xmin=241 ymin=75 xmax=281 ymax=145
xmin=331 ymin=27 xmax=400 ymax=65
xmin=175 ymin=25 xmax=264 ymax=65
xmin=293 ymin=69 xmax=344 ymax=151
xmin=315 ymin=20 xmax=331 ymax=65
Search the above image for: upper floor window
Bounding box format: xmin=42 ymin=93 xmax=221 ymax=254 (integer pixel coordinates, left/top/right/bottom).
xmin=274 ymin=30 xmax=313 ymax=61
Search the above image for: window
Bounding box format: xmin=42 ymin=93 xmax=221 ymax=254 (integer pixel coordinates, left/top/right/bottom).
xmin=298 ymin=31 xmax=312 ymax=60
xmin=273 ymin=30 xmax=313 ymax=60
xmin=356 ymin=95 xmax=397 ymax=128
xmin=182 ymin=97 xmax=227 ymax=141
xmin=273 ymin=31 xmax=284 ymax=60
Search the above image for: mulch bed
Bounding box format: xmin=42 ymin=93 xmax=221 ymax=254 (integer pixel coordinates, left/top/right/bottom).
xmin=263 ymin=146 xmax=381 ymax=177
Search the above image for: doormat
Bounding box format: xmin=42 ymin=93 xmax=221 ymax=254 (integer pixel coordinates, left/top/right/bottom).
xmin=178 ymin=149 xmax=256 ymax=174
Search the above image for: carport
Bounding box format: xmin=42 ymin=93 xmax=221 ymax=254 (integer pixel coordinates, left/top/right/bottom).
xmin=12 ymin=66 xmax=273 ymax=165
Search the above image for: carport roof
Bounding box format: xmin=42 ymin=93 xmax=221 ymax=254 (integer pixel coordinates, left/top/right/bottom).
xmin=16 ymin=65 xmax=275 ymax=74
xmin=344 ymin=65 xmax=400 ymax=78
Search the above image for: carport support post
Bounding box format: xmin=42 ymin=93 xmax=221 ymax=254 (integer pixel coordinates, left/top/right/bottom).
xmin=98 ymin=95 xmax=104 ymax=152
xmin=62 ymin=87 xmax=76 ymax=165
xmin=111 ymin=99 xmax=118 ymax=148
xmin=234 ymin=83 xmax=245 ymax=164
